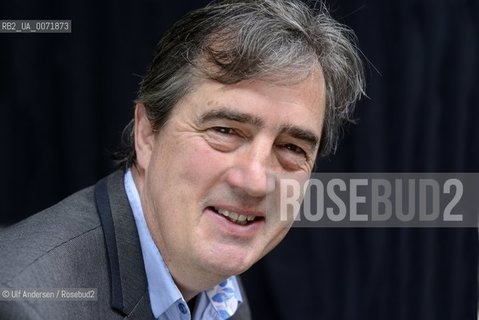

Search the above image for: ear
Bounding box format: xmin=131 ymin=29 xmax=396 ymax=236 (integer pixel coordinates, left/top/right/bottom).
xmin=134 ymin=103 xmax=155 ymax=173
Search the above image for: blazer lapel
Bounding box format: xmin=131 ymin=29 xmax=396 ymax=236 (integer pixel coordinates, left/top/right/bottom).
xmin=95 ymin=170 xmax=152 ymax=318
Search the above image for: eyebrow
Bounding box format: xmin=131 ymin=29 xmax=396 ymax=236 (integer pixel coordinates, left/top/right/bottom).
xmin=279 ymin=124 xmax=320 ymax=151
xmin=199 ymin=108 xmax=264 ymax=127
xmin=199 ymin=107 xmax=320 ymax=150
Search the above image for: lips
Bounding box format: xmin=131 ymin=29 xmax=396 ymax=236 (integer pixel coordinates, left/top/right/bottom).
xmin=208 ymin=206 xmax=263 ymax=225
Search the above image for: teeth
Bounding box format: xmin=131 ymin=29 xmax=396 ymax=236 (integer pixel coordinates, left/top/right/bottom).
xmin=216 ymin=208 xmax=256 ymax=224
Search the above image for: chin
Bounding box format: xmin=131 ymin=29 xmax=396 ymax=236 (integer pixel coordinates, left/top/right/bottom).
xmin=210 ymin=262 xmax=252 ymax=277
xmin=201 ymin=248 xmax=257 ymax=276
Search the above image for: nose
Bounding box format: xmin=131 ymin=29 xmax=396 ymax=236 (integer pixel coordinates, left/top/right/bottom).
xmin=224 ymin=144 xmax=276 ymax=198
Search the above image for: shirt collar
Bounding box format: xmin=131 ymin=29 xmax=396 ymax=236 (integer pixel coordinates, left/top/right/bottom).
xmin=125 ymin=169 xmax=184 ymax=317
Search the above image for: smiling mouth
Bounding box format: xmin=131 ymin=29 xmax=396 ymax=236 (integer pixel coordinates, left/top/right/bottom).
xmin=208 ymin=206 xmax=261 ymax=225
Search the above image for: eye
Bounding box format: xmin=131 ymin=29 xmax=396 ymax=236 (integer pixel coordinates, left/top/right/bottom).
xmin=212 ymin=127 xmax=236 ymax=135
xmin=205 ymin=126 xmax=244 ymax=153
xmin=275 ymin=143 xmax=312 ymax=171
xmin=280 ymin=143 xmax=306 ymax=155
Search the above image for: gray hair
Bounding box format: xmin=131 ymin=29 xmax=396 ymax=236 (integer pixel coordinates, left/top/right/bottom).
xmin=114 ymin=0 xmax=365 ymax=168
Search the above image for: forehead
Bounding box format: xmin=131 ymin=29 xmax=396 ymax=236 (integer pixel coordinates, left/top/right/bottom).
xmin=177 ymin=70 xmax=326 ymax=131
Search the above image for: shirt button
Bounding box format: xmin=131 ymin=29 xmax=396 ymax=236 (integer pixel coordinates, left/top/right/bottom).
xmin=178 ymin=302 xmax=187 ymax=314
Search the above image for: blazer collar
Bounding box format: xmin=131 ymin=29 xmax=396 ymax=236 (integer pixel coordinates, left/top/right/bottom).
xmin=94 ymin=170 xmax=152 ymax=318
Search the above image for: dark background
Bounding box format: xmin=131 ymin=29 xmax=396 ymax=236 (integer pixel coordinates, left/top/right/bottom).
xmin=0 ymin=0 xmax=477 ymax=319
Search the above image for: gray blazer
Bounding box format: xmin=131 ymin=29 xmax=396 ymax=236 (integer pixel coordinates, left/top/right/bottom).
xmin=0 ymin=171 xmax=251 ymax=319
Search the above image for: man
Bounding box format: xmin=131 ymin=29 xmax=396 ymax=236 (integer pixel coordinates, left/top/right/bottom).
xmin=0 ymin=0 xmax=364 ymax=319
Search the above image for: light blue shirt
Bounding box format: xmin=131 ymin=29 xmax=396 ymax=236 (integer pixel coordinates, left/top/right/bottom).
xmin=124 ymin=170 xmax=243 ymax=320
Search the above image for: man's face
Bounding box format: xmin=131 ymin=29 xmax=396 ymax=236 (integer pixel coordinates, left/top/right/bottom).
xmin=135 ymin=72 xmax=325 ymax=285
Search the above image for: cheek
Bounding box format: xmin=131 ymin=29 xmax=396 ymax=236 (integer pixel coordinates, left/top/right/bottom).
xmin=174 ymin=138 xmax=229 ymax=189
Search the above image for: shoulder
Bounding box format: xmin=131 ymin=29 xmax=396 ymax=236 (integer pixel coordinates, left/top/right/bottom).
xmin=0 ymin=185 xmax=104 ymax=287
xmin=0 ymin=172 xmax=138 ymax=319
